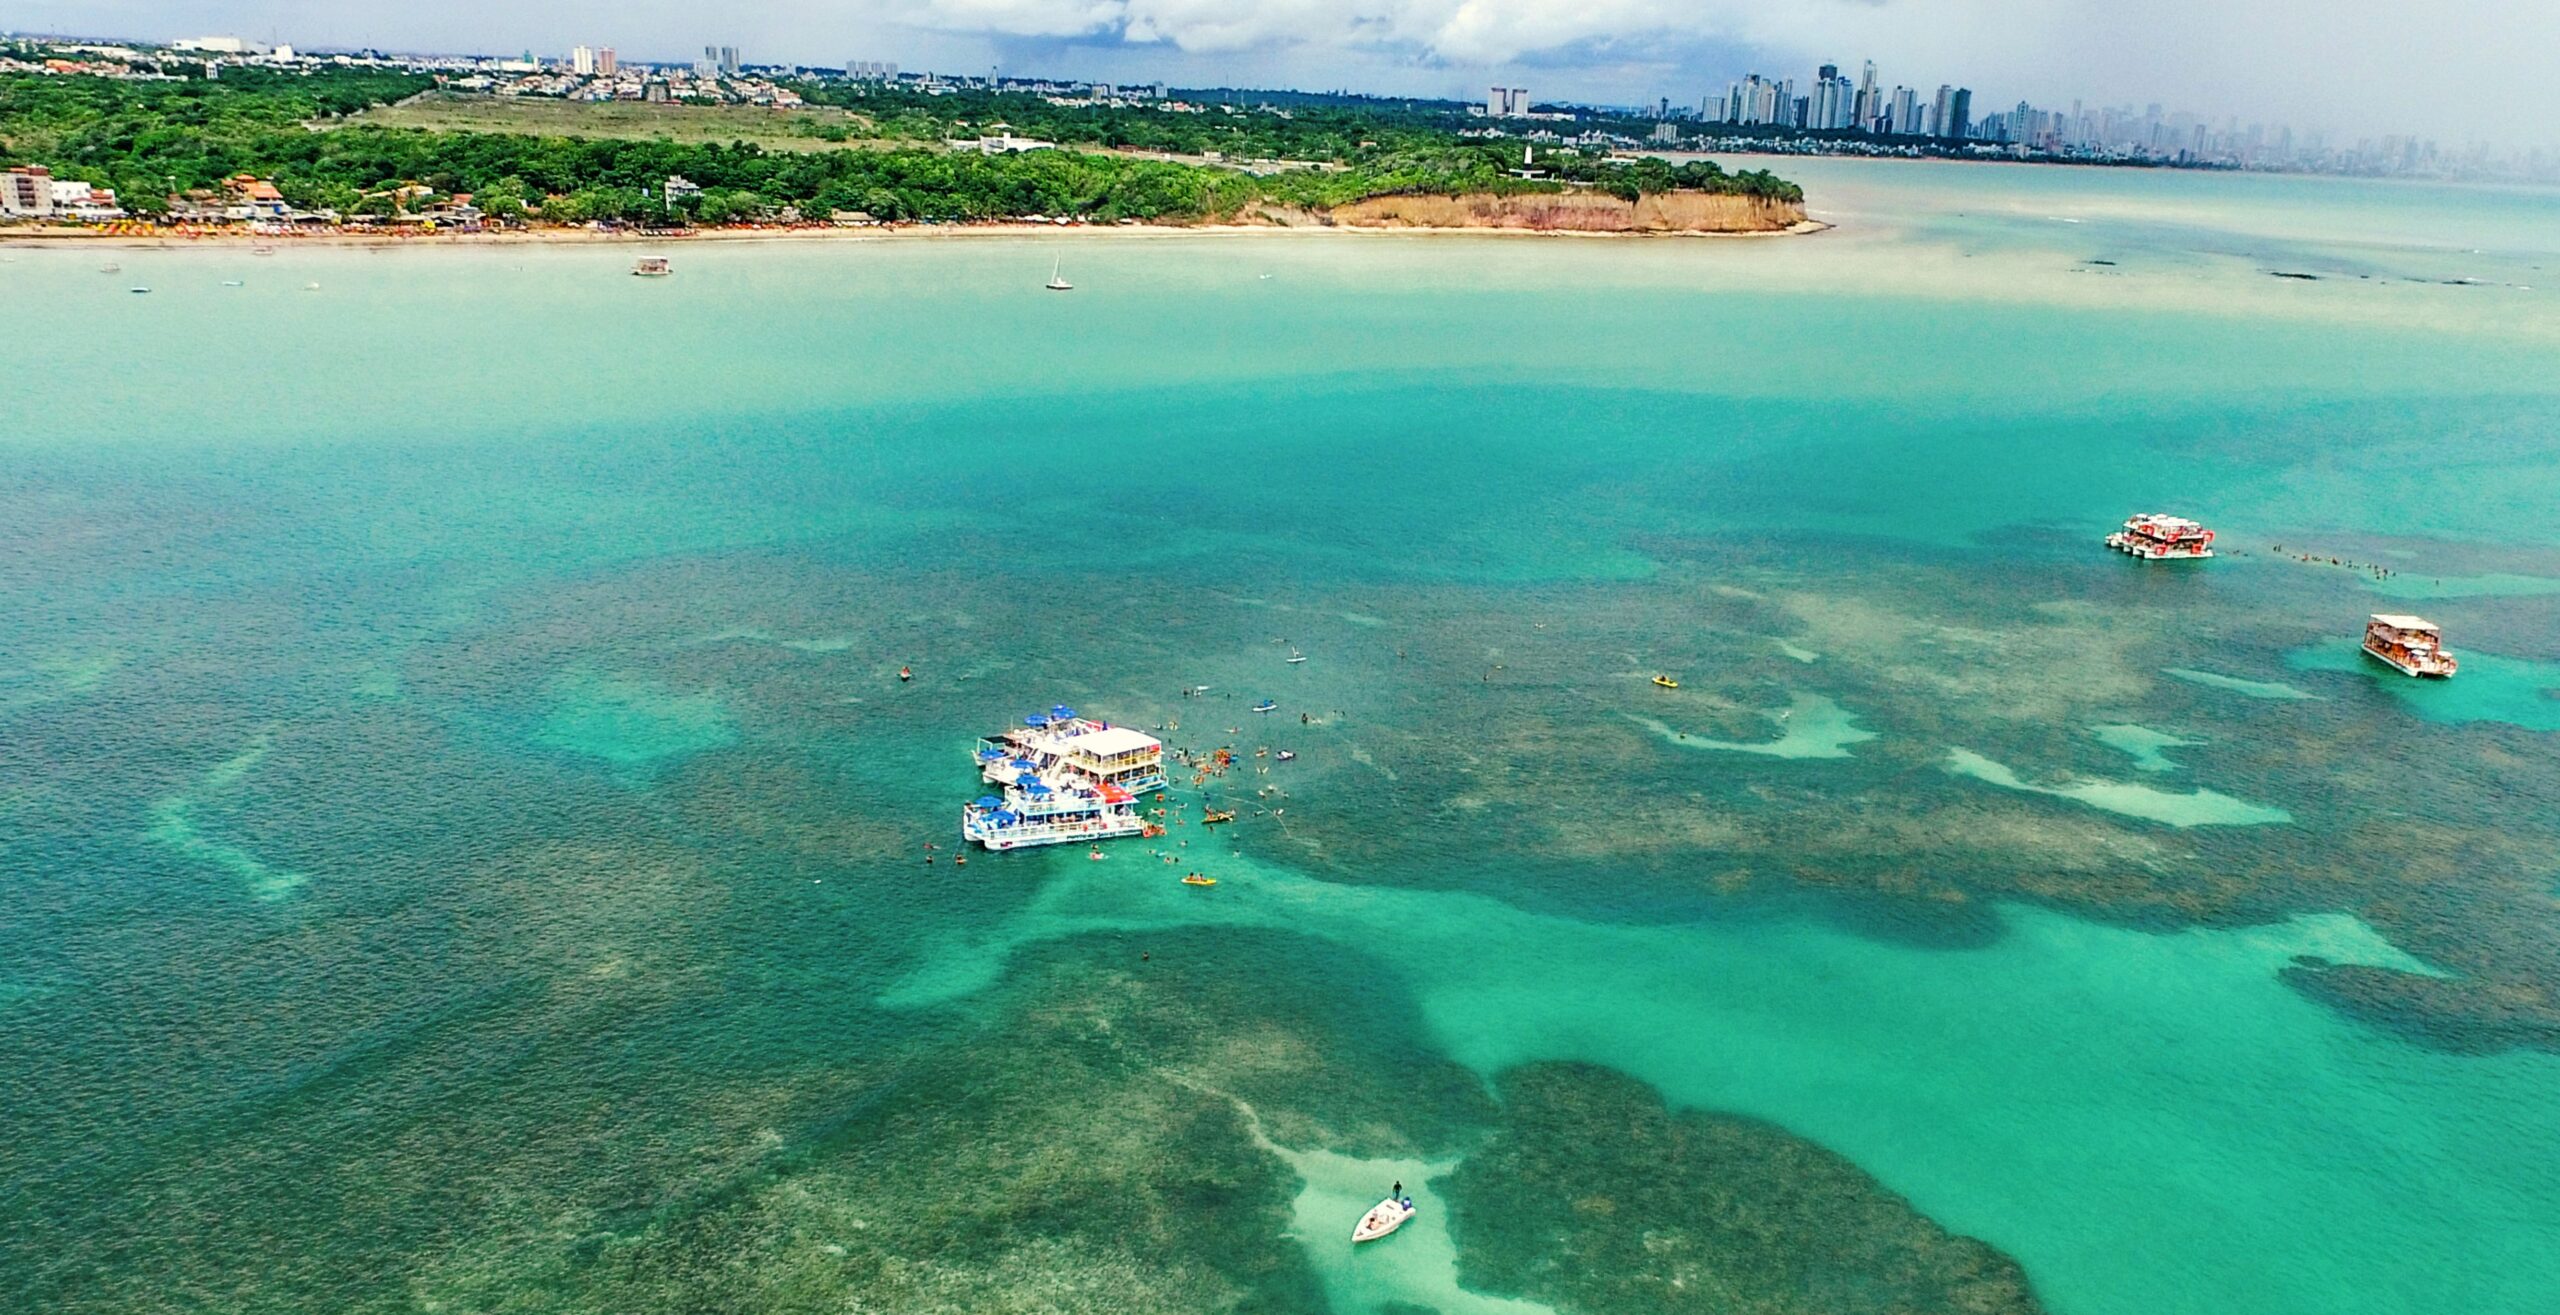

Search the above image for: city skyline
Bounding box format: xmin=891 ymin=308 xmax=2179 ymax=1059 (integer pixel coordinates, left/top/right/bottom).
xmin=10 ymin=1 xmax=2556 ymax=153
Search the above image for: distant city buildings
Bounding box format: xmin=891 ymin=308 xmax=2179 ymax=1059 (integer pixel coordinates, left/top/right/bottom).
xmin=1680 ymin=56 xmax=2506 ymax=176
xmin=1487 ymin=86 xmax=1529 ymax=118
xmin=1706 ymin=65 xmax=1966 ymax=140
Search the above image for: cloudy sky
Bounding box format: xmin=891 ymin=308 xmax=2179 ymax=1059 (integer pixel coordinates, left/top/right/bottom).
xmin=26 ymin=0 xmax=2560 ymax=146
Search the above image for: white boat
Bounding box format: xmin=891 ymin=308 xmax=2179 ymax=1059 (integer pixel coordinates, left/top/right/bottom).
xmin=961 ymin=704 xmax=1166 ymax=850
xmin=2363 ymin=614 xmax=2458 ymax=678
xmin=1352 ymin=1196 xmax=1415 ymax=1243
xmin=2105 ymin=512 xmax=2216 ymax=560
xmin=1046 ymin=256 xmax=1073 ymax=291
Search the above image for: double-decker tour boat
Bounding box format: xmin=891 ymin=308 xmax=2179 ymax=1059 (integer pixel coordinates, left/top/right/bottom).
xmin=2362 ymin=615 xmax=2458 ymax=678
xmin=2105 ymin=513 xmax=2217 ymax=560
xmin=960 ymin=706 xmax=1168 ymax=850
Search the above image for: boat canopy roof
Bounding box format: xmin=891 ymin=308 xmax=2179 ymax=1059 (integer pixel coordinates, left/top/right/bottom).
xmin=2371 ymin=614 xmax=2439 ymax=630
xmin=1065 ymin=726 xmax=1160 ymax=756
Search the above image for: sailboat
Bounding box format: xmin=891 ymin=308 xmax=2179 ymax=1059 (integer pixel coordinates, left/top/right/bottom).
xmin=1045 ymin=255 xmax=1073 ymax=291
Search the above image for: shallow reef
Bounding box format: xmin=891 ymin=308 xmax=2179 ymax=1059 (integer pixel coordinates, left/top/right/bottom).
xmin=1442 ymin=1062 xmax=2048 ymax=1315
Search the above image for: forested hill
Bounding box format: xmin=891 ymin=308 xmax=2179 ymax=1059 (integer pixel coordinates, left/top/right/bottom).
xmin=0 ymin=63 xmax=1801 ymax=227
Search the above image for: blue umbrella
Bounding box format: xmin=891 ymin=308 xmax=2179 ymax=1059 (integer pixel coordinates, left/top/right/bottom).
xmin=1027 ymin=783 xmax=1054 ymax=795
xmin=976 ymin=747 xmax=1004 ymax=760
xmin=990 ymin=810 xmax=1018 ymax=825
xmin=1025 ymin=714 xmax=1050 ymax=728
xmin=1016 ymin=772 xmax=1042 ymax=787
xmin=1050 ymin=705 xmax=1077 ymax=720
xmin=974 ymin=796 xmax=1001 ymax=809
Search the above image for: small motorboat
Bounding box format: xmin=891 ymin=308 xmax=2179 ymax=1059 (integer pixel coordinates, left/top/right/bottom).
xmin=1286 ymin=649 xmax=1307 ymax=664
xmin=1652 ymin=675 xmax=1680 ymax=689
xmin=1181 ymin=873 xmax=1216 ymax=887
xmin=633 ymin=256 xmax=672 ymax=277
xmin=1201 ymin=810 xmax=1235 ymax=825
xmin=1352 ymin=1196 xmax=1415 ymax=1243
xmin=1251 ymin=699 xmax=1278 ymax=714
xmin=898 ymin=666 xmax=913 ymax=682
xmin=1275 ymin=750 xmax=1296 ymax=762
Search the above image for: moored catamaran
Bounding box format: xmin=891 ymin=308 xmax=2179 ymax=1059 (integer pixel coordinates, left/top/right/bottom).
xmin=2105 ymin=512 xmax=2217 ymax=559
xmin=960 ymin=705 xmax=1168 ymax=850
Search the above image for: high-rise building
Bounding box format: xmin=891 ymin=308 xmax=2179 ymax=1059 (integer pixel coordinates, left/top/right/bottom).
xmin=570 ymin=45 xmax=595 ymax=75
xmin=1486 ymin=87 xmax=1530 ymax=117
xmin=2 ymin=165 xmax=56 ymax=217
xmin=1947 ymin=88 xmax=1973 ymax=139
xmin=598 ymin=47 xmax=616 ymax=76
xmin=1890 ymin=86 xmax=1921 ymax=136
xmin=705 ymin=45 xmax=740 ymax=76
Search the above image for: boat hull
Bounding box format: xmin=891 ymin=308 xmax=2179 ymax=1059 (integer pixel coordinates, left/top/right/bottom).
xmin=1352 ymin=1198 xmax=1415 ymax=1243
xmin=961 ymin=809 xmax=1148 ymax=849
xmin=2105 ymin=533 xmax=2213 ymax=559
xmin=2363 ymin=642 xmax=2456 ymax=678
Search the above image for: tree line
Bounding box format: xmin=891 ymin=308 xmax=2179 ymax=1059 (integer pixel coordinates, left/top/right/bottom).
xmin=0 ymin=65 xmax=1799 ymax=224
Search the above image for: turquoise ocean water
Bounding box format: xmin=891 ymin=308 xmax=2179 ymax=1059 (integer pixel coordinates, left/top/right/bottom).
xmin=5 ymin=160 xmax=2560 ymax=1313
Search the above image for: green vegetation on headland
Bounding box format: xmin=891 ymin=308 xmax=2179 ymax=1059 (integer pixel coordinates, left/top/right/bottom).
xmin=0 ymin=64 xmax=1800 ymax=228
